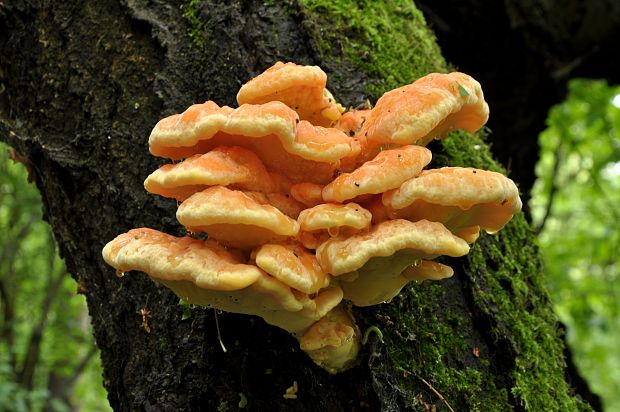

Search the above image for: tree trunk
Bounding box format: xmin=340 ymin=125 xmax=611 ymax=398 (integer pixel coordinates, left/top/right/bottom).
xmin=0 ymin=1 xmax=595 ymax=410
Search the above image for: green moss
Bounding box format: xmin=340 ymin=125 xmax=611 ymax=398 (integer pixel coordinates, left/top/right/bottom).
xmin=362 ymin=281 xmax=510 ymax=411
xmin=157 ymin=334 xmax=171 ymax=352
xmin=434 ymin=130 xmax=504 ymax=172
xmin=301 ymin=0 xmax=446 ymax=97
xmin=182 ymin=0 xmax=208 ymax=47
xmin=301 ymin=1 xmax=592 ymax=410
xmin=238 ymin=392 xmax=248 ymax=408
xmin=466 ymin=223 xmax=591 ymax=411
xmin=216 ymin=401 xmax=230 ymax=412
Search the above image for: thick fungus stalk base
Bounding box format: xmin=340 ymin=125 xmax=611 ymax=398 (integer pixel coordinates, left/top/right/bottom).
xmin=102 ymin=61 xmax=520 ymax=374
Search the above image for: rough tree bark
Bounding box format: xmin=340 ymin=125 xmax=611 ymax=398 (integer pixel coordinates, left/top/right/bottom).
xmin=0 ymin=1 xmax=597 ymax=411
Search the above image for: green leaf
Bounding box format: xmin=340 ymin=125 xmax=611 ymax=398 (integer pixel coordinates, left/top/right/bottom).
xmin=179 ymin=299 xmax=193 ymax=320
xmin=457 ymin=82 xmax=470 ymax=97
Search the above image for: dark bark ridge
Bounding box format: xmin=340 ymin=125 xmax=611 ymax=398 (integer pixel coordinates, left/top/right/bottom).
xmin=0 ymin=0 xmax=593 ymax=410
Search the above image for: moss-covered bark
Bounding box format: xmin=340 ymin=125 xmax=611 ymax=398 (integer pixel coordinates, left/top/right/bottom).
xmin=0 ymin=0 xmax=591 ymax=410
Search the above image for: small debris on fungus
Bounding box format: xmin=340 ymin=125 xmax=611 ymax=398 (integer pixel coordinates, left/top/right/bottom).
xmin=102 ymin=61 xmax=521 ymax=374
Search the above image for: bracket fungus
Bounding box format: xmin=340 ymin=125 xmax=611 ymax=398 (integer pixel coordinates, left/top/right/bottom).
xmin=102 ymin=61 xmax=521 ymax=374
xmin=144 ymin=146 xmax=292 ymax=201
xmin=382 ymin=167 xmax=522 ymax=237
xmin=297 ymin=202 xmax=373 ymax=249
xmin=315 ymin=219 xmax=470 ymax=306
xmin=322 ymin=145 xmax=432 ymax=203
xmin=253 ymin=241 xmax=329 ymax=294
xmin=358 ymin=72 xmax=489 ymax=148
xmin=175 ymin=186 xmax=300 ymax=249
xmin=236 ymin=61 xmax=345 ymax=127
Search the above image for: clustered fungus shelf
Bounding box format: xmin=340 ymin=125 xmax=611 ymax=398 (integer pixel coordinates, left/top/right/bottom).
xmin=102 ymin=61 xmax=521 ymax=374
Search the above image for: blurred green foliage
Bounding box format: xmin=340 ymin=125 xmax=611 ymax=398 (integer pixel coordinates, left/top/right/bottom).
xmin=0 ymin=143 xmax=111 ymax=411
xmin=531 ymin=79 xmax=620 ymax=411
